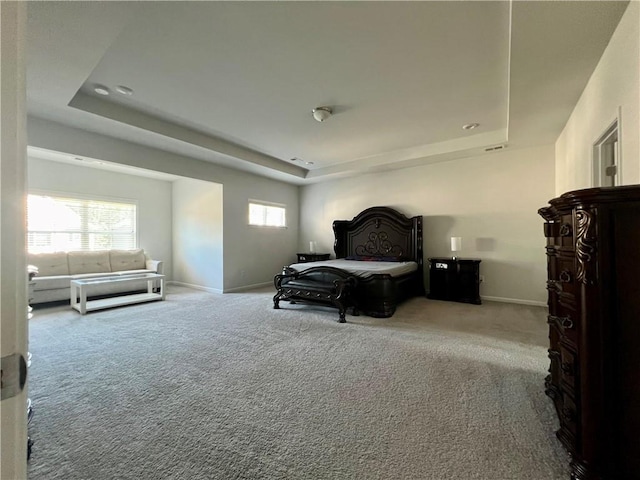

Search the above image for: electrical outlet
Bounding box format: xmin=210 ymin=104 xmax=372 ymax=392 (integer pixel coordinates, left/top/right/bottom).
xmin=479 ymin=275 xmax=485 ymax=283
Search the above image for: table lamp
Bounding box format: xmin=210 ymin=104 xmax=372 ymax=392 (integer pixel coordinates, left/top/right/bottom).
xmin=451 ymin=237 xmax=462 ymax=260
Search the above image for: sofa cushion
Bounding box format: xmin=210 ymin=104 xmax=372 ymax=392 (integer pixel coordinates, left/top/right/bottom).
xmin=27 ymin=252 xmax=69 ymax=276
xmin=110 ymin=249 xmax=146 ymax=272
xmin=32 ymin=275 xmax=73 ymax=291
xmin=68 ymin=251 xmax=111 ymax=275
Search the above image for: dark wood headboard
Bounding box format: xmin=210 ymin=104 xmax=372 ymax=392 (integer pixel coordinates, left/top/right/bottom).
xmin=332 ymin=206 xmax=423 ymax=266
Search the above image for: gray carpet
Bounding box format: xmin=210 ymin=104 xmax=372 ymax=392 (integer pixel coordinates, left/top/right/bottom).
xmin=27 ymin=286 xmax=569 ymax=479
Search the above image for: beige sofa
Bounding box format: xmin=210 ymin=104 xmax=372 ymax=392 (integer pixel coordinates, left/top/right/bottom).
xmin=28 ymin=249 xmax=163 ymax=304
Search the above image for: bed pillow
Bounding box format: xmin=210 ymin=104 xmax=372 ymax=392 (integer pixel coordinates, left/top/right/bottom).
xmin=345 ymin=255 xmax=404 ymax=262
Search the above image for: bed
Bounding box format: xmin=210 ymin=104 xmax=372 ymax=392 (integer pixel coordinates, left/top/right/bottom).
xmin=273 ymin=206 xmax=424 ymax=321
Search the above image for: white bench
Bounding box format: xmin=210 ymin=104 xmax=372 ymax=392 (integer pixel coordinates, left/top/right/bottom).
xmin=71 ymin=273 xmax=165 ymax=314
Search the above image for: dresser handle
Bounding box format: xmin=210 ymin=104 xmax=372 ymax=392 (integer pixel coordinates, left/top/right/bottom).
xmin=546 ymin=280 xmax=562 ymax=293
xmin=548 ymin=315 xmax=574 ymax=330
xmin=561 ymin=362 xmax=573 ymax=375
xmin=561 ymin=407 xmax=576 ymax=422
xmin=559 ymin=224 xmax=572 ymax=237
xmin=545 ymin=386 xmax=559 ymax=400
xmin=559 ymin=271 xmax=572 ymax=283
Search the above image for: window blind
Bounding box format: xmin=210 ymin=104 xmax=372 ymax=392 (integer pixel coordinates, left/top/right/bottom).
xmin=27 ymin=194 xmax=137 ymax=253
xmin=249 ymin=202 xmax=286 ymax=227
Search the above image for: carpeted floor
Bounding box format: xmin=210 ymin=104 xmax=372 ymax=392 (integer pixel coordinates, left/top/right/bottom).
xmin=27 ymin=286 xmax=569 ymax=479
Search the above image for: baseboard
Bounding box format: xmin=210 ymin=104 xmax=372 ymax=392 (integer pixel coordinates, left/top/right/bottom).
xmin=223 ymin=282 xmax=273 ymax=293
xmin=169 ymin=281 xmax=273 ymax=294
xmin=168 ymin=281 xmax=223 ymax=294
xmin=167 ymin=282 xmax=545 ymax=306
xmin=481 ymin=295 xmax=547 ymax=307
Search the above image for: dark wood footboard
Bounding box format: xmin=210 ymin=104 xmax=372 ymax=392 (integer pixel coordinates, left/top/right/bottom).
xmin=273 ymin=266 xmax=358 ymax=323
xmin=353 ymin=271 xmax=423 ymax=318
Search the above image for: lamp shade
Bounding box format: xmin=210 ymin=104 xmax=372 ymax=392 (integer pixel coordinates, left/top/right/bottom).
xmin=450 ymin=237 xmax=462 ymax=253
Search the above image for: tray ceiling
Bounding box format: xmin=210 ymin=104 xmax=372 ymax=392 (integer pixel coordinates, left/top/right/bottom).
xmin=26 ymin=1 xmax=629 ymax=184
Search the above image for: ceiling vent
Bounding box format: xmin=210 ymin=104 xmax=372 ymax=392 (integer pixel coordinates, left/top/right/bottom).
xmin=485 ymin=144 xmax=506 ymax=152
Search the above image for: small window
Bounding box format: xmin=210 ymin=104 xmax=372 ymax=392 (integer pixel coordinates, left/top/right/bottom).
xmin=248 ymin=201 xmax=286 ymax=227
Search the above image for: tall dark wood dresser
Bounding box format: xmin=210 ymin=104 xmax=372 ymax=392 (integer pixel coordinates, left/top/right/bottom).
xmin=539 ymin=185 xmax=640 ymax=480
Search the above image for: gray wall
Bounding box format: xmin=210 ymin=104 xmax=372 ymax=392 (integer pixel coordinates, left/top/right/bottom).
xmin=172 ymin=178 xmax=223 ymax=292
xmin=300 ymin=144 xmax=555 ymax=305
xmin=556 ymin=1 xmax=639 ymax=193
xmin=27 ymin=117 xmax=299 ymax=292
xmin=27 ymin=157 xmax=173 ymax=278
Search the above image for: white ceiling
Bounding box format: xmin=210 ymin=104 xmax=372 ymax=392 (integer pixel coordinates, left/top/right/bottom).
xmin=26 ymin=1 xmax=629 ymax=184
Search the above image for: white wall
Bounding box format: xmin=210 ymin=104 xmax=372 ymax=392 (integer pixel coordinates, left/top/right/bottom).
xmin=219 ymin=167 xmax=298 ymax=291
xmin=301 ymin=144 xmax=555 ymax=305
xmin=556 ymin=1 xmax=639 ymax=194
xmin=172 ymin=178 xmax=223 ymax=292
xmin=0 ymin=3 xmax=28 ymax=477
xmin=27 ymin=157 xmax=173 ymax=277
xmin=27 ymin=117 xmax=299 ymax=292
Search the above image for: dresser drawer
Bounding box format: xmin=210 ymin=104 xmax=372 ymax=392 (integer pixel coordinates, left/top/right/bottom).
xmin=547 ymin=281 xmax=578 ymax=314
xmin=559 ymin=343 xmax=578 ymax=390
xmin=546 ymin=253 xmax=579 ymax=316
xmin=548 ymin=312 xmax=578 ymax=345
xmin=552 ymin=256 xmax=577 ymax=291
xmin=559 ymin=390 xmax=579 ymax=436
xmin=544 ymin=214 xmax=575 ymax=248
xmin=547 ymin=345 xmax=562 ymax=393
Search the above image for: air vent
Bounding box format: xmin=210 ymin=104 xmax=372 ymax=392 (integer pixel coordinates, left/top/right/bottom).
xmin=485 ymin=144 xmax=506 ymax=152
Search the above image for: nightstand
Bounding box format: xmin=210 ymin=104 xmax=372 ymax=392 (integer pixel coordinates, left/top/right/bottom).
xmin=296 ymin=253 xmax=330 ymax=263
xmin=427 ymin=258 xmax=481 ymax=304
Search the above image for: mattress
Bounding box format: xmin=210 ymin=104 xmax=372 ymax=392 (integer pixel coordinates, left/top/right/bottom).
xmin=289 ymin=259 xmax=418 ymax=278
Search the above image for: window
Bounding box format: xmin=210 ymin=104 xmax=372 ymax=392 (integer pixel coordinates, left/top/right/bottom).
xmin=27 ymin=193 xmax=137 ymax=253
xmin=248 ymin=201 xmax=286 ymax=227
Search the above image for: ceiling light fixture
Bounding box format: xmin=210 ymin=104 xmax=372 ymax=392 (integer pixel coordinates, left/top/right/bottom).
xmin=94 ymin=85 xmax=110 ymax=96
xmin=462 ymin=122 xmax=480 ymax=130
xmin=306 ymin=161 xmax=314 ymax=165
xmin=312 ymin=107 xmax=332 ymax=122
xmin=115 ymin=85 xmax=134 ymax=96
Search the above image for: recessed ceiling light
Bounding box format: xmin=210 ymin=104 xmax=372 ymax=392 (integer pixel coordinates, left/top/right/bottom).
xmin=305 ymin=161 xmax=314 ymax=165
xmin=94 ymin=85 xmax=110 ymax=96
xmin=462 ymin=123 xmax=480 ymax=130
xmin=290 ymin=157 xmax=300 ymax=162
xmin=115 ymin=85 xmax=134 ymax=96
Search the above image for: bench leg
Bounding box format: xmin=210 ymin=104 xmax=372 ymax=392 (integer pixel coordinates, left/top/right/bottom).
xmin=273 ymin=292 xmax=282 ymax=309
xmin=335 ymin=300 xmax=347 ymax=323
